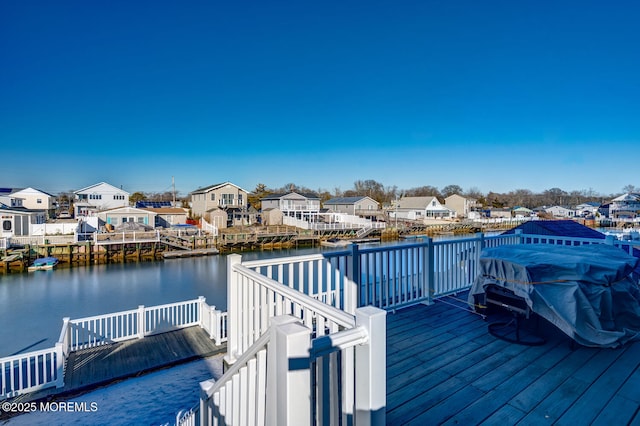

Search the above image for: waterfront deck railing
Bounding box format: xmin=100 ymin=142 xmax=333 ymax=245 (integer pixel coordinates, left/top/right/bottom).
xmin=189 ymin=253 xmax=386 ymax=425
xmin=240 ymin=232 xmax=637 ymax=315
xmin=0 ymin=297 xmax=227 ymax=400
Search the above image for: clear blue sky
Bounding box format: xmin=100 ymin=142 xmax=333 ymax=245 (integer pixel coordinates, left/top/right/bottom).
xmin=2 ymin=1 xmax=638 ymax=197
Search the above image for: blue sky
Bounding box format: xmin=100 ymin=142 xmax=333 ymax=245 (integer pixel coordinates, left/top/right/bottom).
xmin=1 ymin=1 xmax=638 ymax=197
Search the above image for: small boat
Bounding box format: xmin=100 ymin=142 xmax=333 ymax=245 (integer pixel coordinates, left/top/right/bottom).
xmin=28 ymin=256 xmax=59 ymax=272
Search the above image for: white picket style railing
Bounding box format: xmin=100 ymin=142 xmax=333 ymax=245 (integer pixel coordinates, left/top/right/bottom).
xmin=1 ymin=297 xmax=227 ymax=400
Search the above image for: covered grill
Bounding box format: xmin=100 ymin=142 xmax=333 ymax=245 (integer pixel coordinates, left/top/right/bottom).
xmin=469 ymin=244 xmax=640 ymax=348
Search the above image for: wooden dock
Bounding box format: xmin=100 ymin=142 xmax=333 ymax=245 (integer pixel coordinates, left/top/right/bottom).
xmin=163 ymin=248 xmax=219 ymax=259
xmin=386 ymin=294 xmax=640 ymax=425
xmin=11 ymin=327 xmax=225 ymax=404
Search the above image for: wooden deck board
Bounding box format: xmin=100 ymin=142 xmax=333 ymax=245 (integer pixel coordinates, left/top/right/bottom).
xmin=386 ymin=293 xmax=640 ymax=425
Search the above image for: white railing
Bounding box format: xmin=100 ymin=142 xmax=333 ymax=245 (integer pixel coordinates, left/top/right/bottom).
xmin=0 ymin=346 xmax=64 ymax=400
xmin=226 ymin=254 xmax=356 ymax=364
xmin=1 ymin=297 xmax=226 ymax=400
xmin=244 ymin=232 xmax=631 ymax=313
xmin=200 ymin=218 xmax=219 ymax=237
xmin=203 ymin=253 xmax=386 ymax=425
xmin=94 ymin=230 xmax=161 ymax=245
xmin=282 ymin=215 xmax=310 ymax=229
xmin=0 ymin=237 xmax=7 ymax=250
xmin=195 ymin=308 xmax=385 ymax=426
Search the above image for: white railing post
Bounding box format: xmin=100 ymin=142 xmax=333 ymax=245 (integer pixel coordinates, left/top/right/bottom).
xmin=137 ymin=305 xmax=145 ymax=339
xmin=267 ymin=317 xmax=311 ymax=426
xmin=54 ymin=342 xmax=65 ymax=388
xmin=198 ymin=296 xmax=207 ymax=329
xmin=226 ymin=253 xmax=242 ymax=366
xmin=355 ymin=306 xmax=387 ymax=426
xmin=199 ymin=378 xmax=216 ymax=426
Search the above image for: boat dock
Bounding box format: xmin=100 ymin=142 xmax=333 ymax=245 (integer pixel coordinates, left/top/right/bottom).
xmin=4 ymin=327 xmax=225 ymax=411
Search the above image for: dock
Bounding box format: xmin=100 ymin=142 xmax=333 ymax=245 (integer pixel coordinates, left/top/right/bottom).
xmin=7 ymin=327 xmax=225 ymax=406
xmin=163 ymin=248 xmax=219 ymax=259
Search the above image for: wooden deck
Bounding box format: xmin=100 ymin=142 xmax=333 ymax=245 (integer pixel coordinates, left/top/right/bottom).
xmin=14 ymin=326 xmax=225 ymax=403
xmin=386 ymin=294 xmax=640 ymax=425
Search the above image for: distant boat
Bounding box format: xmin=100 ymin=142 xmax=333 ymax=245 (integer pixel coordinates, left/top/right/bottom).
xmin=28 ymin=256 xmax=59 ymax=272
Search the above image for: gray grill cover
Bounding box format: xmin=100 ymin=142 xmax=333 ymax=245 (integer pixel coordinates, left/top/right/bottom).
xmin=468 ymin=244 xmax=640 ymax=348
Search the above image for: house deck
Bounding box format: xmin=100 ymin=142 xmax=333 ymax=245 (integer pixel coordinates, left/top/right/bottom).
xmin=386 ymin=294 xmax=640 ymax=425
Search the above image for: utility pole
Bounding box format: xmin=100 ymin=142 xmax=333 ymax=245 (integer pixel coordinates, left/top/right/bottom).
xmin=172 ymin=176 xmax=176 ymax=206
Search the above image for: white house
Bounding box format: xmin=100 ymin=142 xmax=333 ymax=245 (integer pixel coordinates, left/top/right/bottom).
xmin=96 ymin=206 xmax=157 ymax=231
xmin=545 ymin=205 xmax=576 ymax=218
xmin=575 ymin=202 xmax=600 ymax=217
xmin=9 ymin=187 xmax=56 ymax=218
xmin=74 ymin=182 xmax=130 ymax=217
xmin=0 ymin=188 xmax=23 ymax=209
xmin=0 ymin=204 xmax=46 ymax=238
xmin=261 ymin=192 xmax=321 ymax=221
xmin=391 ymin=196 xmax=454 ymax=221
xmin=609 ymin=193 xmax=640 ymax=219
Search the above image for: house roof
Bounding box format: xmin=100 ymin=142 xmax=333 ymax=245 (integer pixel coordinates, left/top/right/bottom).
xmin=502 ymin=220 xmax=605 ymax=239
xmin=261 ymin=191 xmax=320 ymax=200
xmin=324 ymin=196 xmax=374 ymax=205
xmin=190 ymin=182 xmax=248 ymax=195
xmin=10 ymin=187 xmax=56 ymax=197
xmin=74 ymin=182 xmax=129 ymax=194
xmin=142 ymin=207 xmax=187 ymax=214
xmin=397 ymin=196 xmax=438 ymax=209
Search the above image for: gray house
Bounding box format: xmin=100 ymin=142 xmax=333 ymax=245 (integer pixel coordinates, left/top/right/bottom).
xmin=323 ymin=196 xmax=385 ymax=221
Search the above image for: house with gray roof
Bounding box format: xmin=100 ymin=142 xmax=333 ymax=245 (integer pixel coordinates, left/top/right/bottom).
xmin=261 ymin=192 xmax=321 ymax=220
xmin=323 ymin=196 xmax=382 ymax=218
xmin=391 ymin=196 xmax=454 ymax=221
xmin=189 ymin=182 xmax=249 ymax=228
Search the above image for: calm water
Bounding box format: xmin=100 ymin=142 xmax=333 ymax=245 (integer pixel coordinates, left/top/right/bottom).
xmin=0 ymin=247 xmax=325 ymax=357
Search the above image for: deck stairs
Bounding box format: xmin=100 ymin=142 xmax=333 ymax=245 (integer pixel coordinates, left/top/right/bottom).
xmin=160 ymin=234 xmax=193 ymax=250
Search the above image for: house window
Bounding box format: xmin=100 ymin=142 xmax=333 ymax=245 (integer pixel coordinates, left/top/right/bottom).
xmin=37 ymin=199 xmax=42 ymax=204
xmin=2 ymin=220 xmax=11 ymax=231
xmin=222 ymin=194 xmax=234 ymax=205
xmin=211 ymin=193 xmax=216 ymax=201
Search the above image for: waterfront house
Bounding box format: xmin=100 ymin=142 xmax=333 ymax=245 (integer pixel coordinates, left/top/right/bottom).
xmin=74 ymin=182 xmax=130 ymax=217
xmin=141 ymin=206 xmax=189 ymax=228
xmin=96 ymin=206 xmax=157 ymax=230
xmin=0 ymin=188 xmax=23 ymax=209
xmin=0 ymin=204 xmax=45 ymax=238
xmin=609 ymin=193 xmax=640 ymax=219
xmin=390 ymin=196 xmax=454 ymax=221
xmin=487 ymin=208 xmax=513 ymax=218
xmin=512 ymin=206 xmax=534 ymax=218
xmin=323 ymin=195 xmax=385 ymax=221
xmin=545 ymin=205 xmax=576 ymax=218
xmin=444 ymin=194 xmax=478 ymax=218
xmin=576 ymin=202 xmax=601 ymax=217
xmin=8 ymin=187 xmax=56 ymax=219
xmin=189 ymin=182 xmax=249 ymax=227
xmin=260 ymin=191 xmax=321 ymax=221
